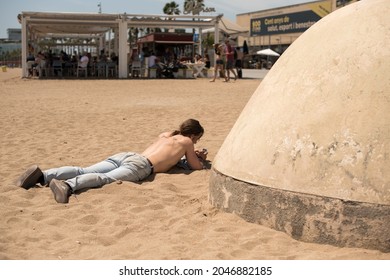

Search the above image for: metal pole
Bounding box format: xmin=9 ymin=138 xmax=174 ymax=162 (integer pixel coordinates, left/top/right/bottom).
xmin=21 ymin=15 xmax=28 ymax=77
xmin=118 ymin=17 xmax=128 ymax=78
xmin=214 ymin=18 xmax=219 ymax=68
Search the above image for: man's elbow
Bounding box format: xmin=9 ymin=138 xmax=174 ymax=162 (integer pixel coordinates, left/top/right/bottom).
xmin=191 ymin=161 xmax=205 ymax=170
xmin=191 ymin=165 xmax=203 ymax=170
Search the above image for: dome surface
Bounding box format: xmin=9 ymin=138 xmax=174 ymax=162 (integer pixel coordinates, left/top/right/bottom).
xmin=210 ymin=0 xmax=390 ymax=252
xmin=213 ymin=0 xmax=390 ymax=205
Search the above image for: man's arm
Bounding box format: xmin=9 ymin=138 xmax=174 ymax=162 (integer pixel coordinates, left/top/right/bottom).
xmin=184 ymin=141 xmax=205 ymax=170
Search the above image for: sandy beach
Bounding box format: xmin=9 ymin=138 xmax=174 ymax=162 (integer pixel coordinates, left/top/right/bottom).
xmin=1 ymin=68 xmax=389 ymax=260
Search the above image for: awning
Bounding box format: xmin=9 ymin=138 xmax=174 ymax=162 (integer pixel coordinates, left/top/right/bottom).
xmin=19 ymin=12 xmax=120 ymax=38
xmin=154 ymin=41 xmax=194 ymax=44
xmin=256 ymin=48 xmax=280 ymax=56
xmin=137 ymin=33 xmax=194 ymax=44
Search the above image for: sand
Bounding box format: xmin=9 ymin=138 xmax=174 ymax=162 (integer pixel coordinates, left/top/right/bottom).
xmin=0 ymin=68 xmax=389 ymax=260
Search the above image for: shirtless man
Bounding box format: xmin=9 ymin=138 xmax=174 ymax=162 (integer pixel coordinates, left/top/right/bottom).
xmin=16 ymin=119 xmax=207 ymax=203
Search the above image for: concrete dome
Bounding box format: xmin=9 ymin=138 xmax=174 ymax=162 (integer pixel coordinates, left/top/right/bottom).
xmin=210 ymin=0 xmax=390 ymax=252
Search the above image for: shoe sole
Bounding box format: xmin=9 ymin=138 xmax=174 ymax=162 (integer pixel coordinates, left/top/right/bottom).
xmin=49 ymin=180 xmax=70 ymax=203
xmin=16 ymin=165 xmax=43 ymax=189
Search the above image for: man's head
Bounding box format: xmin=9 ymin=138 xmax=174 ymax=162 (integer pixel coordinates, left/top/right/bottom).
xmin=171 ymin=119 xmax=204 ymax=143
xmin=180 ymin=119 xmax=204 ymax=138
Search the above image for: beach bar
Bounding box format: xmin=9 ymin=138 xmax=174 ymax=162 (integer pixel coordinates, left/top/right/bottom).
xmin=19 ymin=11 xmax=222 ymax=78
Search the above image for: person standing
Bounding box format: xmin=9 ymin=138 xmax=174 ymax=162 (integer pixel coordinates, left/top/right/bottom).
xmin=35 ymin=51 xmax=47 ymax=77
xmin=224 ymin=40 xmax=237 ymax=81
xmin=79 ymin=52 xmax=89 ymax=68
xmin=148 ymin=52 xmax=157 ymax=68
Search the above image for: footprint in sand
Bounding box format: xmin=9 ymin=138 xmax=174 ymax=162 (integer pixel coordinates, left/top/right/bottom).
xmin=77 ymin=214 xmax=99 ymax=225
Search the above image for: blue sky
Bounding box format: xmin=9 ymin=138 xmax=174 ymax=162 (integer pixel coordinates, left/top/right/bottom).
xmin=0 ymin=0 xmax=309 ymax=38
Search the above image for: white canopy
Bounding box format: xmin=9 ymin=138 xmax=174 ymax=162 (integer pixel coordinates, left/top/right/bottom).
xmin=256 ymin=48 xmax=280 ymax=56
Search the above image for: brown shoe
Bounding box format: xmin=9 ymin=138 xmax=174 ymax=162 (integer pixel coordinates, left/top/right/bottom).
xmin=16 ymin=165 xmax=43 ymax=189
xmin=49 ymin=179 xmax=71 ymax=203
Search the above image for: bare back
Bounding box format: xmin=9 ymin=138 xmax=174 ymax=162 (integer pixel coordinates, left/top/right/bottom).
xmin=142 ymin=132 xmax=203 ymax=173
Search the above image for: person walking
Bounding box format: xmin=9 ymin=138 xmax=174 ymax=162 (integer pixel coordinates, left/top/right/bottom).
xmin=210 ymin=43 xmax=228 ymax=82
xmin=224 ymin=40 xmax=237 ymax=81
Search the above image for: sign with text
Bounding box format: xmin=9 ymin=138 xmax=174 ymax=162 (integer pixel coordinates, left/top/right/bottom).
xmin=251 ymin=10 xmax=323 ymax=36
xmin=183 ymin=0 xmax=216 ymax=15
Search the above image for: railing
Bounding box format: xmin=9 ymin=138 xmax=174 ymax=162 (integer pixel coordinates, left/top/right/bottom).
xmin=0 ymin=60 xmax=22 ymax=67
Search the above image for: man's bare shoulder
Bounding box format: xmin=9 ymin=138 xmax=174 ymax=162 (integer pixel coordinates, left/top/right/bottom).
xmin=158 ymin=132 xmax=191 ymax=144
xmin=159 ymin=132 xmax=172 ymax=138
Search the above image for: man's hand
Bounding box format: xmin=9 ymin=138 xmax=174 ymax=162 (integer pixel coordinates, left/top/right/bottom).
xmin=195 ymin=148 xmax=208 ymax=161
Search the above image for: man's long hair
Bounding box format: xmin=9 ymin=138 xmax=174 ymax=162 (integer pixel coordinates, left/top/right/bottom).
xmin=171 ymin=119 xmax=204 ymax=137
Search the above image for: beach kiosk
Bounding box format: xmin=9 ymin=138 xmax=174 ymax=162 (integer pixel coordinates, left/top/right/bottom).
xmin=18 ymin=12 xmax=222 ymax=78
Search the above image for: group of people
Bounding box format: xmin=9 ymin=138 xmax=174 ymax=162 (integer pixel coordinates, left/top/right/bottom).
xmin=127 ymin=43 xmax=246 ymax=81
xmin=210 ymin=39 xmax=243 ymax=82
xmin=26 ymin=49 xmax=86 ymax=77
xmin=129 ymin=47 xmax=205 ymax=79
xmin=26 ymin=51 xmax=46 ymax=77
xmin=27 ymin=41 xmax=245 ymax=79
xmin=26 ymin=47 xmax=121 ymax=77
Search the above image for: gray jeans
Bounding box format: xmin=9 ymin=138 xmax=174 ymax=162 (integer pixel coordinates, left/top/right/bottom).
xmin=43 ymin=152 xmax=152 ymax=191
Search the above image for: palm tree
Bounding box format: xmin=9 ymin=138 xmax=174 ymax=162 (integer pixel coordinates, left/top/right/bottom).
xmin=183 ymin=0 xmax=205 ymax=35
xmin=183 ymin=0 xmax=205 ymax=15
xmin=163 ymin=1 xmax=180 ymax=16
xmin=163 ymin=1 xmax=180 ymax=32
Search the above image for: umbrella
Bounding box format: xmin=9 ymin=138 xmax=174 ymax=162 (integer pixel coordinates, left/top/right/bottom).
xmin=256 ymin=48 xmax=280 ymax=56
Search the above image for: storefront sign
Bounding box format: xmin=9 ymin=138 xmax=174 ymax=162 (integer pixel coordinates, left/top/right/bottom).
xmin=336 ymin=0 xmax=358 ymax=7
xmin=251 ymin=10 xmax=322 ymax=36
xmin=183 ymin=0 xmax=216 ymax=15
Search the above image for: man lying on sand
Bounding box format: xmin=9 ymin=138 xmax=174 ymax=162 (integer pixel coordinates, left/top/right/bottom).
xmin=16 ymin=119 xmax=208 ymax=204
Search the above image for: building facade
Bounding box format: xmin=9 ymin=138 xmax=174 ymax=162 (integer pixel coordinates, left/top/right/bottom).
xmin=7 ymin=28 xmax=22 ymax=41
xmin=0 ymin=29 xmax=22 ymax=66
xmin=236 ymin=0 xmax=359 ymax=54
